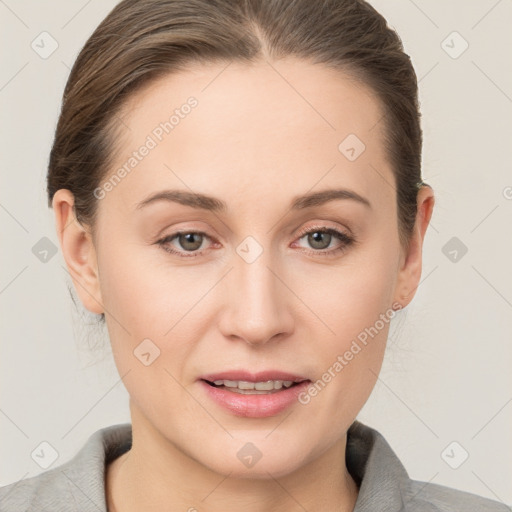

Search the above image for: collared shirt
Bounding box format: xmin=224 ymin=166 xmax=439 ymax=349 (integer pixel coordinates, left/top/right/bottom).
xmin=0 ymin=420 xmax=509 ymax=511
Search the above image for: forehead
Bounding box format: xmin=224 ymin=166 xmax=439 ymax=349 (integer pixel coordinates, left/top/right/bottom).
xmin=102 ymin=58 xmax=393 ymax=215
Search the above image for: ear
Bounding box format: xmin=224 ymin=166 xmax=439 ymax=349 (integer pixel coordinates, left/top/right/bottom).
xmin=393 ymin=185 xmax=435 ymax=309
xmin=52 ymin=189 xmax=104 ymax=315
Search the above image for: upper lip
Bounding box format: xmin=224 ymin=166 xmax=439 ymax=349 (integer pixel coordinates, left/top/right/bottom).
xmin=200 ymin=370 xmax=310 ymax=383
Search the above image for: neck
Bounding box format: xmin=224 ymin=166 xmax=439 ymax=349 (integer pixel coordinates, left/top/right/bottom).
xmin=106 ymin=405 xmax=359 ymax=512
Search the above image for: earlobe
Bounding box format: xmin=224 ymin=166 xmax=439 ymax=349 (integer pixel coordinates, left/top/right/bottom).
xmin=52 ymin=189 xmax=104 ymax=315
xmin=392 ymin=186 xmax=435 ymax=309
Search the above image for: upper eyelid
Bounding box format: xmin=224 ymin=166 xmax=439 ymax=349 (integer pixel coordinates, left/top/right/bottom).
xmin=162 ymin=224 xmax=349 ymax=241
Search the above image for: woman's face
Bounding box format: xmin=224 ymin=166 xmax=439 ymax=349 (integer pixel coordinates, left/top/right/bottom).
xmin=57 ymin=59 xmax=432 ymax=478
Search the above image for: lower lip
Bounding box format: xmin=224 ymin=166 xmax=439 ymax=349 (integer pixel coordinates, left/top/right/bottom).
xmin=199 ymin=380 xmax=311 ymax=418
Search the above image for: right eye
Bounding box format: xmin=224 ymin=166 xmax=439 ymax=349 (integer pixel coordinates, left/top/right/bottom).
xmin=156 ymin=231 xmax=214 ymax=258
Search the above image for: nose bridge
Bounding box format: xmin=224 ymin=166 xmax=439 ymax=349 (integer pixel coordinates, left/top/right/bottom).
xmin=219 ymin=240 xmax=292 ymax=345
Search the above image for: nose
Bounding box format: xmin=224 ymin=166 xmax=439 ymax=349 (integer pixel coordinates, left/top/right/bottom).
xmin=218 ymin=251 xmax=294 ymax=346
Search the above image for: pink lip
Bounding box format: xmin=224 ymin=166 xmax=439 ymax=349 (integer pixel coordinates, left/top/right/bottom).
xmin=198 ymin=370 xmax=311 ymax=418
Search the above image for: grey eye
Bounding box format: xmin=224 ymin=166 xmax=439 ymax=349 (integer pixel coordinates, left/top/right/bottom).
xmin=306 ymin=231 xmax=332 ymax=250
xmin=177 ymin=232 xmax=204 ymax=251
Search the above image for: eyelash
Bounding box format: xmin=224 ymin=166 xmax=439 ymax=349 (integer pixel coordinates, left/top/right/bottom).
xmin=156 ymin=225 xmax=355 ymax=259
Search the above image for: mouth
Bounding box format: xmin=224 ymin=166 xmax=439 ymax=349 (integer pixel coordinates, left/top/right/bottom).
xmin=198 ymin=371 xmax=311 ymax=418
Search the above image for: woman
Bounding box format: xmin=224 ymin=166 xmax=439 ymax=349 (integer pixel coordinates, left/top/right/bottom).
xmin=0 ymin=0 xmax=508 ymax=510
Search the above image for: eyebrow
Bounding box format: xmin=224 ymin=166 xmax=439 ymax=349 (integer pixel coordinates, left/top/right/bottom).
xmin=135 ymin=188 xmax=372 ymax=212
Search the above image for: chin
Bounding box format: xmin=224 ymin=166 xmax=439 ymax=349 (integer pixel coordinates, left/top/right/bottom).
xmin=193 ymin=440 xmax=313 ymax=480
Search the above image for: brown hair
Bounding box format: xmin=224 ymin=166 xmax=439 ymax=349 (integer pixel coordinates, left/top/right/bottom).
xmin=47 ymin=0 xmax=428 ymax=324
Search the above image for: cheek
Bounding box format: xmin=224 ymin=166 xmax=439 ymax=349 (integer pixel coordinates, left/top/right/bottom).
xmin=97 ymin=231 xmax=201 ymax=333
xmin=96 ymin=234 xmax=211 ymax=386
xmin=294 ymin=236 xmax=398 ymax=405
xmin=295 ymin=240 xmax=398 ymax=348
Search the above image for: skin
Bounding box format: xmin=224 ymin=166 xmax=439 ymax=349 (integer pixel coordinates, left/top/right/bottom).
xmin=53 ymin=58 xmax=434 ymax=512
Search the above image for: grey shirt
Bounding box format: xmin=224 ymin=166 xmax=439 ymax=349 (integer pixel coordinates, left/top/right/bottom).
xmin=0 ymin=420 xmax=509 ymax=511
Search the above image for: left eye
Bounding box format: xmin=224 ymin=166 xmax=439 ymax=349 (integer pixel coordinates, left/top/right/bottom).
xmin=293 ymin=227 xmax=355 ymax=256
xmin=156 ymin=227 xmax=355 ymax=258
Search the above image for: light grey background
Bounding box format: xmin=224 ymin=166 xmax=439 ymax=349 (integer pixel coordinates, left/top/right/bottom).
xmin=1 ymin=0 xmax=511 ymax=505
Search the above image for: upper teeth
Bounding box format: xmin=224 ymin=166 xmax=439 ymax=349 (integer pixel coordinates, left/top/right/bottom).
xmin=213 ymin=380 xmax=294 ymax=390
